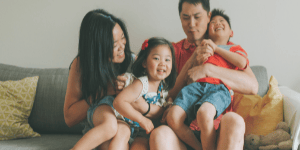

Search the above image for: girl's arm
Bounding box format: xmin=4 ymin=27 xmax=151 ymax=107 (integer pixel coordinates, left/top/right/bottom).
xmin=113 ymin=80 xmax=154 ymax=133
xmin=131 ymin=99 xmax=164 ymax=119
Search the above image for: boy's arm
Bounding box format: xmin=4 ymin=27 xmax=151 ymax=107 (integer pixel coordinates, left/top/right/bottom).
xmin=202 ymin=39 xmax=247 ymax=69
xmin=215 ymin=46 xmax=248 ymax=69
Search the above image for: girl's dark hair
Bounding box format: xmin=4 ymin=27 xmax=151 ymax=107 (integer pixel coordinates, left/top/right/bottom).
xmin=131 ymin=37 xmax=177 ymax=91
xmin=77 ymin=9 xmax=132 ymax=105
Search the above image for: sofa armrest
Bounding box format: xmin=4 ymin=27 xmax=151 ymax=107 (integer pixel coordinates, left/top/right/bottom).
xmin=279 ymin=86 xmax=300 ymax=150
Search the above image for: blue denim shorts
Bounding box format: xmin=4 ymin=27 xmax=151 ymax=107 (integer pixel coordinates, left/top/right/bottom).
xmin=82 ymin=95 xmax=149 ymax=144
xmin=173 ymin=82 xmax=231 ymax=125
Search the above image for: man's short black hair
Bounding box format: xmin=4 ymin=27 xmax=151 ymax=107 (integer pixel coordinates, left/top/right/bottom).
xmin=178 ymin=0 xmax=210 ymax=15
xmin=211 ymin=8 xmax=231 ymax=28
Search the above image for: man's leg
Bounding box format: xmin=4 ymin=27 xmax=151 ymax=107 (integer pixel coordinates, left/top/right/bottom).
xmin=130 ymin=137 xmax=149 ymax=150
xmin=149 ymin=125 xmax=187 ymax=150
xmin=216 ymin=112 xmax=245 ymax=150
xmin=167 ymin=105 xmax=202 ymax=150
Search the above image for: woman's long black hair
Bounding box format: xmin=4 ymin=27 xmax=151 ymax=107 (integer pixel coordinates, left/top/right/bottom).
xmin=77 ymin=9 xmax=132 ymax=105
xmin=131 ymin=37 xmax=177 ymax=91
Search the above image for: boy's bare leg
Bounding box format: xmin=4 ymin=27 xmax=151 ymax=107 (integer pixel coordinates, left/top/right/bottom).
xmin=109 ymin=120 xmax=130 ymax=150
xmin=197 ymin=102 xmax=217 ymax=150
xmin=216 ymin=112 xmax=245 ymax=150
xmin=167 ymin=105 xmax=202 ymax=150
xmin=130 ymin=137 xmax=149 ymax=150
xmin=72 ymin=105 xmax=118 ymax=150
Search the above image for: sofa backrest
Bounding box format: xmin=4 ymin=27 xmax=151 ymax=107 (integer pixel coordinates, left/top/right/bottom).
xmin=250 ymin=66 xmax=269 ymax=96
xmin=0 ymin=63 xmax=82 ymax=134
xmin=0 ymin=63 xmax=269 ymax=134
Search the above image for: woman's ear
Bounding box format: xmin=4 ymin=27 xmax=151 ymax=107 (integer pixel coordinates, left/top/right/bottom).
xmin=230 ymin=30 xmax=234 ymax=37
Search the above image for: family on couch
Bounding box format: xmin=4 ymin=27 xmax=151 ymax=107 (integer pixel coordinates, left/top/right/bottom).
xmin=64 ymin=0 xmax=259 ymax=150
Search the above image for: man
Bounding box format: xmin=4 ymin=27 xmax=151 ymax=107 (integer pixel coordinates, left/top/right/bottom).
xmin=149 ymin=0 xmax=258 ymax=150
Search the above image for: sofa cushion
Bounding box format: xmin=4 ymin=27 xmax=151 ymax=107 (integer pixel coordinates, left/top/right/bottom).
xmin=0 ymin=63 xmax=83 ymax=134
xmin=233 ymin=76 xmax=283 ymax=135
xmin=0 ymin=76 xmax=40 ymax=140
xmin=0 ymin=134 xmax=81 ymax=150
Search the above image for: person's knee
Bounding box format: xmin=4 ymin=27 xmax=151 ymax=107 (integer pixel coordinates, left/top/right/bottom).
xmin=221 ymin=112 xmax=245 ymax=134
xmin=116 ymin=122 xmax=130 ymax=139
xmin=150 ymin=125 xmax=172 ymax=142
xmin=196 ymin=103 xmax=216 ymax=128
xmin=166 ymin=106 xmax=186 ymax=130
xmin=104 ymin=121 xmax=118 ymax=138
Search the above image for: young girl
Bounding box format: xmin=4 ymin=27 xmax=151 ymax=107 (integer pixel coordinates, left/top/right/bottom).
xmin=113 ymin=37 xmax=177 ymax=145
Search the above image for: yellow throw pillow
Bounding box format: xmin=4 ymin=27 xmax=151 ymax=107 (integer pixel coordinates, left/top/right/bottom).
xmin=232 ymin=76 xmax=283 ymax=136
xmin=0 ymin=76 xmax=41 ymax=140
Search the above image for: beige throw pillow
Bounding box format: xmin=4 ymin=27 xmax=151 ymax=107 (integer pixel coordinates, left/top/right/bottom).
xmin=0 ymin=76 xmax=41 ymax=140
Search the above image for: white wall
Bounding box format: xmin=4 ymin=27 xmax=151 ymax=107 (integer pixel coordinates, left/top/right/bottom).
xmin=1 ymin=0 xmax=299 ymax=93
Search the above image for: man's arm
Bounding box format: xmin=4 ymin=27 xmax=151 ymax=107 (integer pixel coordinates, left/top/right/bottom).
xmin=167 ymin=51 xmax=197 ymax=100
xmin=189 ymin=63 xmax=258 ymax=95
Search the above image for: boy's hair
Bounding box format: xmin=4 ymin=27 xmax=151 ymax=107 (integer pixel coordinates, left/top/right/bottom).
xmin=77 ymin=9 xmax=132 ymax=105
xmin=131 ymin=37 xmax=177 ymax=91
xmin=211 ymin=8 xmax=231 ymax=29
xmin=178 ymin=0 xmax=210 ymax=15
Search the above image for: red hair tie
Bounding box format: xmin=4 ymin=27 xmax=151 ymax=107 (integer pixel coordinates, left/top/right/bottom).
xmin=141 ymin=39 xmax=149 ymax=50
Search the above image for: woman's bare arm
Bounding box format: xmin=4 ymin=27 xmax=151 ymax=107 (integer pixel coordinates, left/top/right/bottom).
xmin=64 ymin=58 xmax=89 ymax=127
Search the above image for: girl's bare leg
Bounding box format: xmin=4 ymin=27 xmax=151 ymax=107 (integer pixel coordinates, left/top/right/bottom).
xmin=109 ymin=120 xmax=131 ymax=150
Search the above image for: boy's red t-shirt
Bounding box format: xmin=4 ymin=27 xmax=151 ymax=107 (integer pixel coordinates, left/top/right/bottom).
xmin=172 ymin=39 xmax=249 ymax=130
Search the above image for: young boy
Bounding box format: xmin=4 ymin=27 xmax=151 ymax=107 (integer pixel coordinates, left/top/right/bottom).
xmin=166 ymin=9 xmax=249 ymax=150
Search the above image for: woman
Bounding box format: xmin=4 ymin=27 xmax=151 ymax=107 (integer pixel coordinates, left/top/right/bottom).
xmin=64 ymin=9 xmax=133 ymax=150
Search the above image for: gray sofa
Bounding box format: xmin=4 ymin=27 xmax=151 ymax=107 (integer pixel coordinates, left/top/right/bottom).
xmin=0 ymin=63 xmax=299 ymax=150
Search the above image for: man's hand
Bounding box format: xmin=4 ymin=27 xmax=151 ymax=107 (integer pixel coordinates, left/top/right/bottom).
xmin=194 ymin=40 xmax=214 ymax=65
xmin=186 ymin=64 xmax=208 ymax=85
xmin=139 ymin=117 xmax=154 ymax=134
xmin=160 ymin=97 xmax=173 ymax=124
xmin=195 ymin=52 xmax=211 ymax=65
xmin=200 ymin=39 xmax=217 ymax=52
